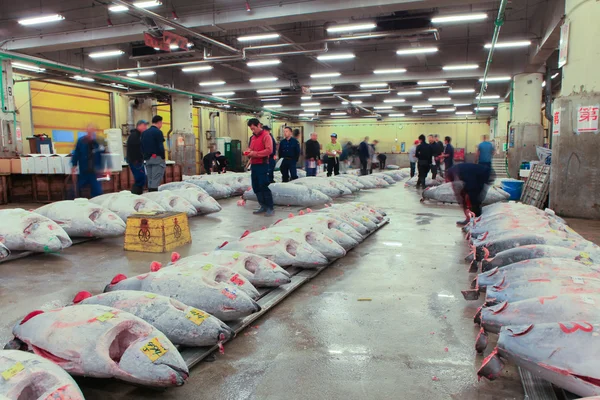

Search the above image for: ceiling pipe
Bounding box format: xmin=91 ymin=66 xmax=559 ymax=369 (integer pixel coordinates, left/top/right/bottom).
xmin=110 ymin=0 xmax=240 ymax=54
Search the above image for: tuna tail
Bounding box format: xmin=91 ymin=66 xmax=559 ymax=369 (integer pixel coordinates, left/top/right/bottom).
xmin=481 ymin=260 xmax=493 ymax=272
xmin=73 ymin=291 xmax=93 ymax=304
xmin=477 ymin=348 xmax=504 ymax=381
xmin=473 ymin=306 xmax=483 ymax=325
xmin=4 ymin=337 xmax=26 ymax=351
xmin=306 ymin=208 xmax=313 ymax=213
xmin=482 ymin=247 xmax=491 ymax=261
xmin=469 ymin=260 xmax=479 ymax=273
xmin=218 ymin=241 xmax=229 ymax=249
xmin=299 ymin=210 xmax=305 ymax=215
xmin=288 ymin=213 xmax=294 ymax=218
xmin=470 ymin=277 xmax=478 ymax=289
xmin=475 ymin=328 xmax=489 ymax=353
xmin=461 ymin=289 xmax=480 ymax=301
xmin=273 ymin=218 xmax=283 ymax=226
xmin=104 ymin=273 xmax=127 ymax=292
xmin=171 ymin=252 xmax=181 ymax=262
xmin=240 ymin=230 xmax=251 ymax=239
xmin=150 ymin=261 xmax=163 ymax=272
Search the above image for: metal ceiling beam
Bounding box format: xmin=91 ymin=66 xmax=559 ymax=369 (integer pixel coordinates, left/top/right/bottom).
xmin=1 ymin=0 xmax=482 ymax=53
xmin=527 ymin=0 xmax=564 ymax=71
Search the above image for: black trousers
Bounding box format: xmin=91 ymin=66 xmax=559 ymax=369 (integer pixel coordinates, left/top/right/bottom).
xmin=417 ymin=163 xmax=430 ymax=188
xmin=410 ymin=162 xmax=416 ymax=178
xmin=359 ymin=157 xmax=368 ymax=175
xmin=327 ymin=157 xmax=340 ymax=176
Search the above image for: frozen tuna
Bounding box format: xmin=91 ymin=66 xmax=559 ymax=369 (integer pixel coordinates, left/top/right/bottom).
xmin=73 ymin=290 xmax=234 ymax=347
xmin=371 ymin=173 xmax=396 ymax=185
xmin=142 ymin=191 xmax=197 ymax=217
xmin=331 ymin=177 xmax=360 ymax=192
xmin=159 ymin=182 xmax=202 ymax=191
xmin=184 ymin=179 xmax=233 ymax=199
xmin=104 ymin=269 xmax=259 ymax=321
xmin=422 ymin=183 xmax=509 ymax=204
xmin=0 ymin=209 xmax=72 ymax=253
xmin=169 ymin=188 xmax=222 ymax=215
xmin=273 ymin=214 xmax=362 ymax=248
xmin=405 ymin=175 xmax=443 ymax=188
xmin=478 ymin=322 xmax=600 ymax=397
xmin=243 ymin=183 xmax=332 ymax=207
xmin=0 ymin=349 xmax=84 ymax=400
xmin=292 ymin=177 xmax=347 ymax=198
xmin=36 ymin=198 xmax=126 ymax=238
xmin=481 ymin=245 xmax=596 ymax=272
xmin=218 ymin=233 xmax=328 ymax=268
xmin=169 ymin=250 xmax=291 ymax=287
xmin=0 ymin=243 xmax=9 ymax=259
xmin=90 ymin=191 xmax=165 ymax=221
xmin=251 ymin=226 xmax=346 ymax=260
xmin=316 ymin=211 xmax=373 ymax=235
xmin=9 ymin=305 xmax=189 ymax=387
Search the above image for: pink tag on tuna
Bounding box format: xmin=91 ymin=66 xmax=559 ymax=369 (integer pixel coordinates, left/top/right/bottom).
xmin=230 ymin=274 xmax=245 ymax=286
xmin=221 ymin=288 xmax=237 ymax=299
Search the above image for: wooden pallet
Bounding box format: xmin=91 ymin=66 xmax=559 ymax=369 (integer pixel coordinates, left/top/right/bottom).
xmin=520 ymin=164 xmax=551 ymax=209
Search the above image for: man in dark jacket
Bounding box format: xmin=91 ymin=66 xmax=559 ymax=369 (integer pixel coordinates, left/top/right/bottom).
xmin=305 ymin=132 xmax=320 ymax=177
xmin=126 ymin=120 xmax=147 ymax=194
xmin=215 ymin=152 xmax=228 ymax=173
xmin=415 ymin=134 xmax=432 ymax=189
xmin=429 ymin=135 xmax=441 ymax=179
xmin=442 ymin=136 xmax=455 ymax=172
xmin=358 ymin=136 xmax=370 ymax=175
xmin=278 ymin=126 xmax=300 ymax=182
xmin=71 ymin=124 xmax=105 ymax=198
xmin=141 ymin=115 xmax=166 ymax=191
xmin=432 ymin=134 xmax=445 ymax=178
xmin=264 ymin=126 xmax=277 ymax=183
xmin=446 ymin=163 xmax=493 ymax=224
xmin=203 ymin=151 xmax=218 ymax=174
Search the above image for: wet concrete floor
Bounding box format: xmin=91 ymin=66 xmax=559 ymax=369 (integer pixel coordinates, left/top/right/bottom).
xmin=0 ymin=185 xmax=526 ymax=399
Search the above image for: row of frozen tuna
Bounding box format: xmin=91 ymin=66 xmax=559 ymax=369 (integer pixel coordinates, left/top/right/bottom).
xmin=0 ymin=187 xmax=222 ymax=258
xmin=242 ymin=172 xmax=401 ymax=207
xmin=460 ymin=202 xmax=600 ymax=397
xmin=2 ymin=201 xmax=387 ymax=397
xmin=422 ymin=183 xmax=511 ymax=205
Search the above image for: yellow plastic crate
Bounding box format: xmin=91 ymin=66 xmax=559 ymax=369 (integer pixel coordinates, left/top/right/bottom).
xmin=124 ymin=211 xmax=191 ymax=253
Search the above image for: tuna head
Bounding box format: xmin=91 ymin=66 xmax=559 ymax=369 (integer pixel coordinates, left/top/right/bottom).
xmin=0 ymin=243 xmax=9 ymax=259
xmin=88 ymin=206 xmax=126 ymax=237
xmin=18 ymin=211 xmax=72 ymax=252
xmin=268 ymin=227 xmax=346 ymax=260
xmin=239 ymin=253 xmax=291 ymax=287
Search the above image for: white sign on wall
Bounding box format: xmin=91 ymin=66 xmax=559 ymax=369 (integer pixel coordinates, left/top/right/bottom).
xmin=552 ymin=110 xmax=561 ymax=136
xmin=577 ymin=105 xmax=599 ymax=134
xmin=558 ymin=22 xmax=570 ymax=68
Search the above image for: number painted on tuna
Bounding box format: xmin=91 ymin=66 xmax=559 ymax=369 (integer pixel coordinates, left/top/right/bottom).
xmin=558 ymin=322 xmax=594 ymax=334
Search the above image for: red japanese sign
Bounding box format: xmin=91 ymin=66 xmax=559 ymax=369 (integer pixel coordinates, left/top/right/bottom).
xmin=552 ymin=110 xmax=560 ymax=136
xmin=577 ymin=105 xmax=599 ymax=133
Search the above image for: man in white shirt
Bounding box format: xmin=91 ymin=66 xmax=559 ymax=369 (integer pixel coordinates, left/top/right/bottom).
xmin=408 ymin=139 xmax=419 ymax=177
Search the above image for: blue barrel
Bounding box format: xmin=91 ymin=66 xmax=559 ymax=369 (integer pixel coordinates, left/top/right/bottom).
xmin=501 ymin=179 xmax=525 ymax=201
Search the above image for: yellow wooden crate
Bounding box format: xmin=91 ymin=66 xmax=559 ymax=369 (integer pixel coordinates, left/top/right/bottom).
xmin=124 ymin=211 xmax=191 ymax=253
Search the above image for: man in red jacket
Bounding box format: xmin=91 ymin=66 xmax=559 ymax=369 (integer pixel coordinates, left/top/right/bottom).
xmin=246 ymin=118 xmax=275 ymax=216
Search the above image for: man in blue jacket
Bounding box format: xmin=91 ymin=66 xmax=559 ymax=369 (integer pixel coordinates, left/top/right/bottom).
xmin=141 ymin=115 xmax=166 ymax=191
xmin=71 ymin=124 xmax=105 ymax=198
xmin=358 ymin=136 xmax=370 ymax=175
xmin=278 ymin=126 xmax=300 ymax=182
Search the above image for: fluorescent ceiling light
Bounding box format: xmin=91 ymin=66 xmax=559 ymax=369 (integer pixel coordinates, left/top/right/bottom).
xmin=388 ymin=113 xmax=405 ymax=117
xmin=327 ymin=23 xmax=376 ymax=33
xmin=349 ymin=94 xmax=372 ymax=98
xmin=330 ymin=112 xmax=346 ymax=116
xmin=249 ymin=76 xmax=278 ymax=83
xmin=317 ymin=53 xmax=356 ymax=61
xmin=265 ymin=104 xmax=282 ymax=108
xmin=238 ymin=33 xmax=280 ymax=42
xmin=311 ymin=86 xmax=333 ymax=91
xmin=304 ymin=108 xmax=321 ymax=112
xmin=198 ymin=100 xmax=211 ymax=105
xmin=383 ymin=99 xmax=406 ymax=103
xmin=301 ymin=96 xmax=312 ymax=100
xmin=169 ymin=44 xmax=179 ymax=50
xmin=429 ymin=97 xmax=451 ymax=102
xmin=182 ymin=65 xmax=213 ymax=72
xmin=261 ymin=98 xmax=280 ymax=102
xmin=412 ymin=110 xmax=419 ymax=113
xmin=479 ymin=76 xmax=512 ymax=82
xmin=448 ymin=88 xmax=475 ymax=94
xmin=454 ymin=103 xmax=471 ymax=107
xmin=301 ymin=102 xmax=320 ymax=107
xmin=551 ymin=73 xmax=559 ymax=79
xmin=456 ymin=111 xmax=473 ymax=115
xmin=397 ymin=91 xmax=422 ymax=96
xmin=437 ymin=107 xmax=456 ymax=112
xmin=199 ymin=80 xmax=226 ymax=86
xmin=442 ymin=64 xmax=479 ymax=71
xmin=247 ymin=59 xmax=281 ymax=67
xmin=360 ymin=83 xmax=388 ymax=88
xmin=413 ymin=104 xmax=433 ymax=108
xmin=137 ymin=71 xmax=156 ymax=77
xmin=373 ymin=68 xmax=407 ymax=74
xmin=18 ymin=14 xmax=65 ymax=25
xmin=342 ymin=100 xmax=362 ymax=105
xmin=374 ymin=106 xmax=393 ymax=110
xmin=11 ymin=62 xmax=46 ymax=73
xmin=89 ymin=50 xmax=124 ymax=58
xmin=542 ymin=81 xmax=547 ymax=88
xmin=432 ymin=13 xmax=487 ymax=24
xmin=108 ymin=5 xmax=128 ymax=12
xmin=476 ymin=95 xmax=500 ymax=100
xmin=220 ymin=105 xmax=231 ymax=108
xmin=299 ymin=113 xmax=314 ymax=117
xmin=485 ymin=40 xmax=531 ymax=49
xmin=311 ymin=72 xmax=341 ymax=78
xmin=475 ymin=107 xmax=495 ymax=111
xmin=134 ymin=1 xmax=162 ymax=8
xmin=396 ymin=47 xmax=438 ymax=56
xmin=212 ymin=91 xmax=235 ymax=97
xmin=418 ymin=80 xmax=447 ymax=86
xmin=72 ymin=75 xmax=94 ymax=82
xmin=256 ymin=88 xmax=281 ymax=94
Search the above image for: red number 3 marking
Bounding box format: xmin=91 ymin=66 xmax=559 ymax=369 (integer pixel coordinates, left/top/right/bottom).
xmin=559 ymin=322 xmax=594 ymax=334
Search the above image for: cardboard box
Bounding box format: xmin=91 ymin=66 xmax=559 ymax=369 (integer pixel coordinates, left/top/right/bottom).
xmin=10 ymin=159 xmax=22 ymax=174
xmin=103 ymin=153 xmax=123 ymax=172
xmin=60 ymin=154 xmax=75 ymax=175
xmin=47 ymin=154 xmax=64 ymax=174
xmin=20 ymin=155 xmax=35 ymax=174
xmin=0 ymin=159 xmax=11 ymax=173
xmin=32 ymin=154 xmax=49 ymax=174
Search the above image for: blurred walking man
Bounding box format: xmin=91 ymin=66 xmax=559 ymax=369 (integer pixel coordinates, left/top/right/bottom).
xmin=126 ymin=119 xmax=147 ymax=194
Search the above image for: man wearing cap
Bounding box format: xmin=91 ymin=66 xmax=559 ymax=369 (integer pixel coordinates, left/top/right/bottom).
xmin=263 ymin=126 xmax=277 ymax=183
xmin=325 ymin=133 xmax=342 ymax=177
xmin=141 ymin=115 xmax=166 ymax=191
xmin=126 ymin=119 xmax=148 ymax=194
xmin=278 ymin=126 xmax=300 ymax=182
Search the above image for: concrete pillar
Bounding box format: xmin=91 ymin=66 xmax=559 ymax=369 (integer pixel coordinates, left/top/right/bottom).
xmin=549 ymin=0 xmax=600 ymax=218
xmin=496 ymin=102 xmax=510 ymax=152
xmin=171 ymin=94 xmax=193 ymax=134
xmin=507 ymin=73 xmax=543 ymax=177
